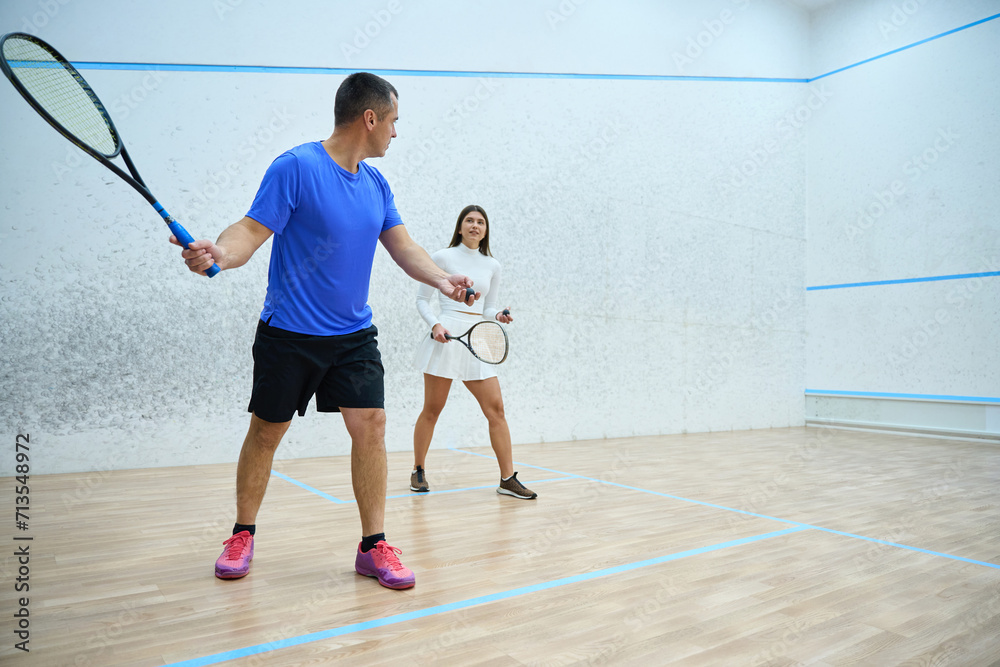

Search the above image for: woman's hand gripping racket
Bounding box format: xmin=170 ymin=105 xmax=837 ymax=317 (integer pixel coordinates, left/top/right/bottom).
xmin=431 ymin=287 xmax=509 ymax=363
xmin=433 ymin=320 xmax=509 ymax=365
xmin=0 ymin=32 xmax=220 ymax=277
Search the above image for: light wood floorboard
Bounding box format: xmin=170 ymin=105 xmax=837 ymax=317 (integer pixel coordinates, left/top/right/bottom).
xmin=1 ymin=427 xmax=998 ymax=665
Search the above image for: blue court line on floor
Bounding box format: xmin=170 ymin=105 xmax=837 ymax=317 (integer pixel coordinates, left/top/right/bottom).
xmin=271 ymin=469 xmax=572 ymax=504
xmin=794 ymin=526 xmax=1000 ymax=569
xmin=385 ymin=477 xmax=573 ymax=500
xmin=451 ymin=449 xmax=1000 ymax=571
xmin=808 ymin=12 xmax=1000 ymax=82
xmin=453 ymin=448 xmax=807 ymax=522
xmin=806 ymin=389 xmax=1000 ymax=404
xmin=807 ymin=271 xmax=1000 ymax=291
xmin=163 ymin=525 xmax=807 ymax=667
xmin=269 ymin=470 xmax=349 ymax=504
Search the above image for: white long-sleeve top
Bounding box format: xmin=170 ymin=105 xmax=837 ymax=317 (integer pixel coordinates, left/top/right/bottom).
xmin=417 ymin=243 xmax=502 ymax=327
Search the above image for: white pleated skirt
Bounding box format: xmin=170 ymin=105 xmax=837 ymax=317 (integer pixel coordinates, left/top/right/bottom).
xmin=412 ymin=311 xmax=498 ymax=381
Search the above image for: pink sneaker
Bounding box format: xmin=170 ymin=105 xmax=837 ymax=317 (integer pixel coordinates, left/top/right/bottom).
xmin=215 ymin=531 xmax=254 ymax=579
xmin=355 ymin=541 xmax=415 ymax=589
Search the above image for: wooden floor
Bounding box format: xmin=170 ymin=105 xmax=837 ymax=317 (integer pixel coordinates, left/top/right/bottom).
xmin=2 ymin=427 xmax=999 ymax=666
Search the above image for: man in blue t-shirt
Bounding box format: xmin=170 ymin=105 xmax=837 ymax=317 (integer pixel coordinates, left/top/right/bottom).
xmin=173 ymin=72 xmax=480 ymax=589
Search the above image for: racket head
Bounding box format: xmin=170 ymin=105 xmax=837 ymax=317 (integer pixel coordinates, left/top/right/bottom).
xmin=466 ymin=321 xmax=509 ymax=365
xmin=0 ymin=32 xmax=122 ymax=159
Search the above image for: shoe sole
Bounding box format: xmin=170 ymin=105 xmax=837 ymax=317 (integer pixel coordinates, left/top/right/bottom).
xmin=356 ymin=569 xmax=415 ymax=589
xmin=409 ymin=485 xmax=429 ymax=492
xmin=497 ymin=488 xmax=537 ymax=500
xmin=215 ymin=569 xmax=250 ymax=579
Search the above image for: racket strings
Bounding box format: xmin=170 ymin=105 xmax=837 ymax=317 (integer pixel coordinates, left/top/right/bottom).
xmin=468 ymin=323 xmax=507 ymax=363
xmin=3 ymin=36 xmax=117 ymax=156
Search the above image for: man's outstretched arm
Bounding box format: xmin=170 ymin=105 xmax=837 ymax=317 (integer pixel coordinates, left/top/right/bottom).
xmin=379 ymin=225 xmax=479 ymax=303
xmin=171 ymin=216 xmax=273 ymax=275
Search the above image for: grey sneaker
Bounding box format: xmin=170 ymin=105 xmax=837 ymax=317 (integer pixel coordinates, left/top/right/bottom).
xmin=497 ymin=472 xmax=537 ymax=499
xmin=410 ymin=466 xmax=429 ymax=493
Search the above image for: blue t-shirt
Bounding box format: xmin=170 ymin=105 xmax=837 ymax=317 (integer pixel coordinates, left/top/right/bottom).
xmin=247 ymin=142 xmax=403 ymax=335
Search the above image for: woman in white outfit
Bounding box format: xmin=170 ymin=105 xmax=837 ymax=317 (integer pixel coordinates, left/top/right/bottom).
xmin=410 ymin=205 xmax=536 ymax=499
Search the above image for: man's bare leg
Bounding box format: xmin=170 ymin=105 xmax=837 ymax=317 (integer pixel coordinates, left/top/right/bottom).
xmin=236 ymin=414 xmax=292 ymax=524
xmin=342 ymin=407 xmax=387 ymax=536
xmin=343 ymin=406 xmax=414 ymax=588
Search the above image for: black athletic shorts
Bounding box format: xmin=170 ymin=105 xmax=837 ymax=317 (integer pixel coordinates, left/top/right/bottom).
xmin=247 ymin=319 xmax=385 ymax=423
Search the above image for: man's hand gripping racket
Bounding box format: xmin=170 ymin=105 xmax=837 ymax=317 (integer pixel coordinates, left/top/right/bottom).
xmin=0 ymin=32 xmax=220 ymax=277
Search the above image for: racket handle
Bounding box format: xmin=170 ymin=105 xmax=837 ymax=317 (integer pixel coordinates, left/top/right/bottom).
xmin=170 ymin=221 xmax=222 ymax=277
xmin=155 ymin=202 xmax=221 ymax=277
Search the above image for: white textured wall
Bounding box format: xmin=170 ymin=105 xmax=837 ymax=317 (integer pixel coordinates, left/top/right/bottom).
xmin=805 ymin=1 xmax=1000 ymax=433
xmin=1 ymin=0 xmax=810 ymax=474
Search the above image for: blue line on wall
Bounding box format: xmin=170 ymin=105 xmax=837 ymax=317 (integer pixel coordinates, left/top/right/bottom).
xmin=805 ymin=389 xmax=1000 ymax=404
xmin=809 ymin=12 xmax=1000 ymax=82
xmin=67 ymin=12 xmax=1000 ymax=83
xmin=71 ymin=61 xmax=805 ymax=83
xmin=807 ymin=271 xmax=1000 ymax=291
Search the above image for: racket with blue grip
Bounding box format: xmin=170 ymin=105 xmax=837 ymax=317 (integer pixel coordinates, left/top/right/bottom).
xmin=0 ymin=32 xmax=220 ymax=277
xmin=156 ymin=204 xmax=221 ymax=277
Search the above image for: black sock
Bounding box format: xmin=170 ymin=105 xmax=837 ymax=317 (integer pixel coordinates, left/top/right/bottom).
xmin=234 ymin=523 xmax=256 ymax=536
xmin=361 ymin=532 xmax=385 ymax=553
